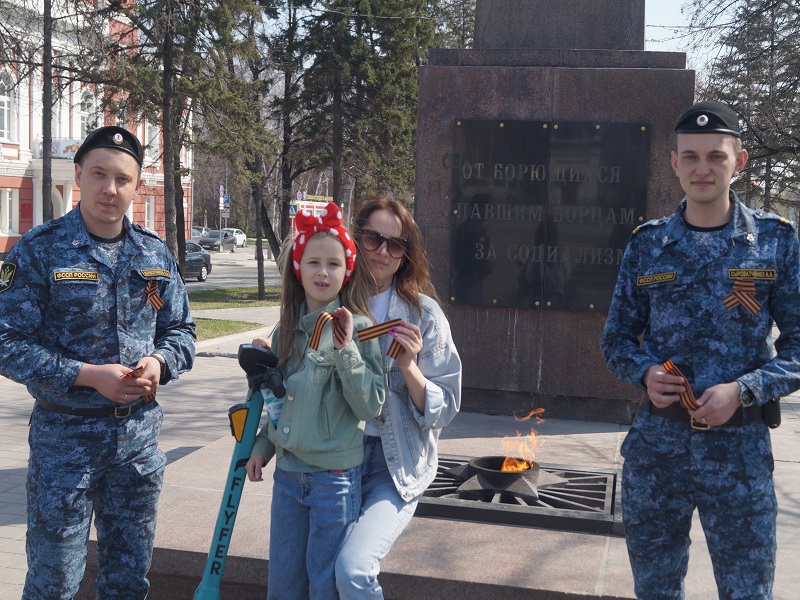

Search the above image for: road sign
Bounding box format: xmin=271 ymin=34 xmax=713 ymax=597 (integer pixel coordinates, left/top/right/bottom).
xmin=289 ymin=203 xmax=298 ymax=219
xmin=221 ymin=208 xmax=230 ymax=219
xmin=223 ymin=194 xmax=230 ymax=206
xmin=296 ymin=192 xmax=302 ymax=201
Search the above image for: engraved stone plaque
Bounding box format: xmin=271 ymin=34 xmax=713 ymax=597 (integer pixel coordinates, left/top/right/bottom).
xmin=450 ymin=119 xmax=650 ymax=311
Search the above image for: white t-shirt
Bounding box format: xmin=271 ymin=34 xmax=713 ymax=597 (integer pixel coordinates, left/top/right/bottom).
xmin=364 ymin=287 xmax=393 ymax=437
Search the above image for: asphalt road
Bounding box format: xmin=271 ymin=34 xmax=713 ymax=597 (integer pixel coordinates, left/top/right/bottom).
xmin=185 ymin=245 xmax=280 ymax=292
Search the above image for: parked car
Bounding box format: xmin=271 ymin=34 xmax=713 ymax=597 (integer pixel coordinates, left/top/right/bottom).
xmin=198 ymin=230 xmax=237 ymax=252
xmin=184 ymin=240 xmax=212 ymax=282
xmin=223 ymin=228 xmax=247 ymax=247
xmin=191 ymin=226 xmax=210 ymax=241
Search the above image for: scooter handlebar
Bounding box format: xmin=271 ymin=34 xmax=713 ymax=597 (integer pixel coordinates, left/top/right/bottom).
xmin=238 ymin=344 xmax=285 ymax=396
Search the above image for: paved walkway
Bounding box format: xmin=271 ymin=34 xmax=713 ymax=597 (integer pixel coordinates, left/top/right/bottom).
xmin=2 ymin=258 xmax=800 ymax=597
xmin=0 ymin=252 xmax=279 ymax=598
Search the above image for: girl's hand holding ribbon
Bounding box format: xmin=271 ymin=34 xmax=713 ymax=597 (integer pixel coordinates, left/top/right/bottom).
xmin=331 ymin=307 xmax=354 ymax=349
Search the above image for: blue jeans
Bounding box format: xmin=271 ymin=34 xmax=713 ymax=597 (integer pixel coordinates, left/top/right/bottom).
xmin=268 ymin=465 xmax=361 ymax=600
xmin=335 ymin=436 xmax=418 ymax=599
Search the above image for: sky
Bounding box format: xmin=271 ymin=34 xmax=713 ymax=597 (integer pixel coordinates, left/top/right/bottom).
xmin=644 ymin=2 xmax=691 ymax=53
xmin=644 ymin=1 xmax=720 ymax=72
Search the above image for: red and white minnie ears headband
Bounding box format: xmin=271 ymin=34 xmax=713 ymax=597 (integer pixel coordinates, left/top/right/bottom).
xmin=291 ymin=202 xmax=357 ymax=285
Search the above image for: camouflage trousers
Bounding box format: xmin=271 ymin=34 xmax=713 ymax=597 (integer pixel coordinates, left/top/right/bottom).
xmin=23 ymin=402 xmax=166 ymax=600
xmin=621 ymin=408 xmax=776 ymax=600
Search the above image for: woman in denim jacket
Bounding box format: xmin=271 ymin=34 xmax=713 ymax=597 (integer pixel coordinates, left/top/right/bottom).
xmin=335 ymin=196 xmax=462 ymax=599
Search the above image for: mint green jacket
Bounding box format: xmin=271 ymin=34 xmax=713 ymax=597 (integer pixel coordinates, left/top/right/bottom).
xmin=252 ymin=298 xmax=385 ymax=471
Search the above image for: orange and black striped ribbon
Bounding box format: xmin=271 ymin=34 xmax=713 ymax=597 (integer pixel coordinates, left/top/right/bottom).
xmin=722 ymin=280 xmax=761 ymax=315
xmin=146 ymin=280 xmax=164 ymax=311
xmin=662 ymin=360 xmax=699 ymax=411
xmin=357 ymin=318 xmax=403 ymax=359
xmin=125 ymin=365 xmax=156 ymax=403
xmin=309 ymin=312 xmax=347 ymax=350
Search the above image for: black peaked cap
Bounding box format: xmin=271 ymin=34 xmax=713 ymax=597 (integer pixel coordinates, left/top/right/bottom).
xmin=73 ymin=126 xmax=145 ymax=166
xmin=674 ymin=100 xmax=741 ymax=138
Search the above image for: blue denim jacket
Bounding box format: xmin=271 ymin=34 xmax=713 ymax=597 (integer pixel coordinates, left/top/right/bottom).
xmin=376 ymin=287 xmax=462 ymax=501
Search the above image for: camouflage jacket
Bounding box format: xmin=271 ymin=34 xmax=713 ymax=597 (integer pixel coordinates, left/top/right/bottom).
xmin=0 ymin=206 xmax=195 ymax=408
xmin=601 ymin=192 xmax=800 ymax=405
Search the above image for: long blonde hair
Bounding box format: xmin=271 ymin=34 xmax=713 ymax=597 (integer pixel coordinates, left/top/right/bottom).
xmin=276 ymin=230 xmax=373 ymax=367
xmin=353 ymin=196 xmax=439 ymax=314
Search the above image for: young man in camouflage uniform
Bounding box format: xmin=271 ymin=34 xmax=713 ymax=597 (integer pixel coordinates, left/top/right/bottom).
xmin=601 ymin=101 xmax=800 ymax=599
xmin=0 ymin=126 xmax=196 ymax=599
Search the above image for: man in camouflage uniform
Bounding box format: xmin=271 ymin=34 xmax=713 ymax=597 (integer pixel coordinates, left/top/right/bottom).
xmin=0 ymin=126 xmax=195 ymax=599
xmin=601 ymin=101 xmax=800 ymax=599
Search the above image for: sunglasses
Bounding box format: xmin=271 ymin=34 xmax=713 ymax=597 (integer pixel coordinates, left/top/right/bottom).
xmin=359 ymin=229 xmax=408 ymax=259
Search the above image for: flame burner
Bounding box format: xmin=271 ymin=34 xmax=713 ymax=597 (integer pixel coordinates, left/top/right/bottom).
xmin=417 ymin=455 xmax=623 ymax=535
xmin=457 ymin=456 xmax=567 ymax=504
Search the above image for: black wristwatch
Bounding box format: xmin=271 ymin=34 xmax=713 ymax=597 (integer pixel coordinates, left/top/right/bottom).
xmin=150 ymin=352 xmax=167 ymax=381
xmin=737 ymin=381 xmax=756 ymax=407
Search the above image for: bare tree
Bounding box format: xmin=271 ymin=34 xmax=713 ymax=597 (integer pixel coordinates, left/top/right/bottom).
xmin=684 ymin=0 xmax=800 ymax=217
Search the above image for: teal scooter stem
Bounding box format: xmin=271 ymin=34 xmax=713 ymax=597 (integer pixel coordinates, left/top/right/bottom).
xmin=194 ymin=344 xmax=284 ymax=599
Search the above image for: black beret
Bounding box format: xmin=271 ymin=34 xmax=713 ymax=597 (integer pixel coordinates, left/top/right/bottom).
xmin=674 ymin=101 xmax=741 ymax=138
xmin=73 ymin=126 xmax=144 ymax=167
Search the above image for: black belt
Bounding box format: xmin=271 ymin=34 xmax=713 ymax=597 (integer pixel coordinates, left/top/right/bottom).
xmin=36 ymin=398 xmax=153 ymax=419
xmin=646 ymin=400 xmax=764 ymax=427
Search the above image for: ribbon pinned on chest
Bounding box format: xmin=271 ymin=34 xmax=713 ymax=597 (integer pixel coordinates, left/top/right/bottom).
xmin=146 ymin=280 xmax=164 ymax=311
xmin=309 ymin=312 xmax=347 ymax=350
xmin=357 ymin=318 xmax=404 ymax=359
xmin=723 ymin=280 xmax=761 ymax=315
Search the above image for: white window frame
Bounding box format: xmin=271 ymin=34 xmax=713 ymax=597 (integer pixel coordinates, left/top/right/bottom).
xmin=52 ymin=86 xmax=64 ymax=138
xmin=80 ymin=91 xmax=98 ymax=138
xmin=145 ymin=195 xmax=155 ymax=230
xmin=0 ymin=72 xmax=16 ymax=142
xmin=0 ymin=189 xmax=20 ymax=235
xmin=144 ymin=120 xmax=160 ymax=164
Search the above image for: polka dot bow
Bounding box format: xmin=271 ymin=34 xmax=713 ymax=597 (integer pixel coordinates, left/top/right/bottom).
xmin=292 ymin=201 xmax=357 ymax=285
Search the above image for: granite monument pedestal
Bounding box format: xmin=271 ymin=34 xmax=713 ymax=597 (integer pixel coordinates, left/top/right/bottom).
xmin=414 ymin=0 xmax=695 ymax=423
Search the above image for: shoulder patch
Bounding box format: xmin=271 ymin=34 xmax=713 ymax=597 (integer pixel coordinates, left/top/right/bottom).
xmin=0 ymin=262 xmax=17 ymax=293
xmin=29 ymin=218 xmax=62 ymax=236
xmin=752 ymin=210 xmax=795 ymax=228
xmin=132 ymin=222 xmax=165 ymax=242
xmin=631 ymin=216 xmax=668 ymax=237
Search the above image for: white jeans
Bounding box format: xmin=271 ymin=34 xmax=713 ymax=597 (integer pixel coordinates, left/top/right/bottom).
xmin=335 ymin=436 xmax=418 ymax=599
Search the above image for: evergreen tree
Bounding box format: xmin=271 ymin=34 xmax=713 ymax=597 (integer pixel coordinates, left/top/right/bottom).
xmin=263 ymin=0 xmax=320 ymax=241
xmin=54 ymin=0 xmax=266 ymax=264
xmin=300 ymin=1 xmax=434 ymax=203
xmin=430 ymin=0 xmax=475 ymax=48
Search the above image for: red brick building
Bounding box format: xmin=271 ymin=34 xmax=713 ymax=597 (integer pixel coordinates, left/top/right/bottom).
xmin=0 ymin=6 xmax=193 ymax=259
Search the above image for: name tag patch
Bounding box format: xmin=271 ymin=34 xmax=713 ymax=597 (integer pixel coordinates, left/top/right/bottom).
xmin=637 ymin=272 xmax=676 ymax=287
xmin=728 ymin=269 xmax=776 ymax=281
xmin=54 ymin=270 xmax=99 ymax=282
xmin=140 ymin=269 xmax=171 ymax=279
